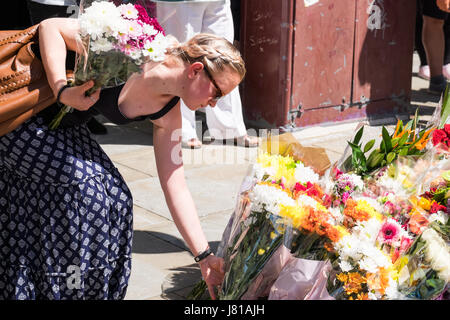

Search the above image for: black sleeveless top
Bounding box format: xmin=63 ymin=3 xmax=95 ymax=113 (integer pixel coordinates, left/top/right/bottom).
xmin=38 ymin=84 xmax=180 ymax=128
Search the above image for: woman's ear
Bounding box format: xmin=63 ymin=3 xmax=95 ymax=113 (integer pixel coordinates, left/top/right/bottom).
xmin=188 ymin=62 xmax=205 ymax=79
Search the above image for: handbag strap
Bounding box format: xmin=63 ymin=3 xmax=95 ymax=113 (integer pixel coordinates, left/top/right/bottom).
xmin=0 ymin=24 xmax=39 ymax=46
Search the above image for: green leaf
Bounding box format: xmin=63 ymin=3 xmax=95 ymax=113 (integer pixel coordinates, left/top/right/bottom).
xmin=397 ymin=120 xmax=404 ymax=133
xmin=368 ymin=152 xmax=385 ymax=169
xmin=382 ymin=127 xmax=392 ymax=153
xmin=353 ymin=126 xmax=364 ymax=146
xmin=386 ymin=152 xmax=396 ymax=164
xmin=348 ymin=141 xmax=366 ymax=171
xmin=399 ymin=147 xmax=409 ymax=156
xmin=398 ymin=131 xmax=409 ymax=147
xmin=391 ymin=137 xmax=399 ymax=148
xmin=363 ymin=139 xmax=375 ymax=153
xmin=366 ymin=149 xmax=378 ymax=166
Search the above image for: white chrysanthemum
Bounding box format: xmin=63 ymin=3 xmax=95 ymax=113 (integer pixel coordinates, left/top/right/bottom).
xmin=119 ymin=3 xmax=139 ymax=20
xmin=79 ymin=1 xmax=122 ymax=40
xmin=249 ymin=184 xmax=296 ymax=216
xmin=335 ymin=234 xmax=363 ymax=261
xmin=338 ymin=260 xmax=354 ymax=272
xmin=329 ymin=206 xmax=344 ymax=225
xmin=250 ymin=163 xmax=268 ymax=182
xmin=142 ymin=24 xmax=158 ymax=37
xmin=349 ymin=173 xmax=364 ymax=190
xmin=359 ymin=256 xmax=379 ymax=274
xmin=294 ymin=162 xmax=319 ymax=184
xmin=428 ymin=211 xmax=449 ymax=225
xmin=296 ymin=194 xmax=321 ymax=209
xmin=421 ymin=228 xmax=450 ymax=282
xmin=143 ymin=33 xmax=169 ymax=62
xmin=90 ymin=37 xmax=114 ymax=53
xmin=353 ymin=218 xmax=383 ymax=245
xmin=385 ymin=278 xmax=403 ymax=300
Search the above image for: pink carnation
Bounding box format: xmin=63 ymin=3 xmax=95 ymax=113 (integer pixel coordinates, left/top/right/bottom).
xmin=379 ymin=219 xmax=401 ymax=245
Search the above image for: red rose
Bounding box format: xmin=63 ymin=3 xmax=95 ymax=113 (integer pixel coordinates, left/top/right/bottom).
xmin=444 ymin=124 xmax=450 ymax=136
xmin=430 ymin=202 xmax=447 ymax=214
xmin=432 ymin=129 xmax=448 ymax=146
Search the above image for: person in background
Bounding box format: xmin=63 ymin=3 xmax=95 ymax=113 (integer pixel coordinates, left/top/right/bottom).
xmin=416 ymin=1 xmax=450 ymax=82
xmin=418 ymin=0 xmax=449 ymax=94
xmin=155 ymin=0 xmax=259 ymax=149
xmin=25 ymin=0 xmax=108 ymax=135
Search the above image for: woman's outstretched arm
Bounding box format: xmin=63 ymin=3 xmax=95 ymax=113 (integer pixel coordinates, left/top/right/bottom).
xmin=152 ymin=104 xmax=224 ymax=299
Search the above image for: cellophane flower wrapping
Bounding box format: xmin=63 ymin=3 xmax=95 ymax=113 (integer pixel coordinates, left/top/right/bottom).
xmin=325 ymin=129 xmax=450 ymax=300
xmin=49 ymin=0 xmax=169 ymax=129
xmin=392 ymin=158 xmax=450 ymax=299
xmin=188 ymin=133 xmax=332 ymax=300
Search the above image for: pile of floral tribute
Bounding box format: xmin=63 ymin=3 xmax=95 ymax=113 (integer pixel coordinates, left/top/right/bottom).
xmin=189 ymin=90 xmax=450 ymax=300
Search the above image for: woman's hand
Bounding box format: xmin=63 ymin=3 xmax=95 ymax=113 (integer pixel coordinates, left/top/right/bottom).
xmin=198 ymin=255 xmax=225 ymax=300
xmin=58 ymin=80 xmax=101 ymax=111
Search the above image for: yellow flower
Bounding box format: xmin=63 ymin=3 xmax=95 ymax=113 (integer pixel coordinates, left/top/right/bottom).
xmin=256 ymin=153 xmax=297 ymax=187
xmin=270 ymin=231 xmax=277 ymax=240
xmin=258 ymin=248 xmax=265 ymax=255
xmin=336 ymin=225 xmax=350 ymax=238
xmin=279 ymin=204 xmax=306 ymax=229
xmin=355 ymin=200 xmax=383 ymax=220
xmin=418 ymin=197 xmax=431 ymax=211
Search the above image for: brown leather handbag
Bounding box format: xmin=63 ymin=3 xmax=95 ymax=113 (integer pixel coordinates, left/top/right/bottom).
xmin=0 ymin=24 xmax=56 ymax=136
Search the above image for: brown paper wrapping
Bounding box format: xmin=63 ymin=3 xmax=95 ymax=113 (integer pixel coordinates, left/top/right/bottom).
xmin=260 ymin=132 xmax=331 ymax=176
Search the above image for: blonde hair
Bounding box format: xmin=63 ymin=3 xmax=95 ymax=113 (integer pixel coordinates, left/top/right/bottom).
xmin=167 ymin=33 xmax=246 ymax=80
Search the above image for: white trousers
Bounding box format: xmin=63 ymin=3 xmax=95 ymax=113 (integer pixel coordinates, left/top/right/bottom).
xmin=156 ymin=0 xmax=247 ymax=141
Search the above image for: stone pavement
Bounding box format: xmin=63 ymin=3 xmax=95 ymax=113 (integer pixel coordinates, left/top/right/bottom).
xmin=91 ymin=52 xmax=441 ymax=300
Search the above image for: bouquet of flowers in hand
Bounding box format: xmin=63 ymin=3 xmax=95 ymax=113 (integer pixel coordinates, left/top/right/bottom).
xmin=49 ymin=0 xmax=170 ymax=129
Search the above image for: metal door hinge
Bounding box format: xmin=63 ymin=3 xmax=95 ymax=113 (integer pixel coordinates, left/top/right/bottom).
xmin=289 ymin=104 xmax=303 ymax=124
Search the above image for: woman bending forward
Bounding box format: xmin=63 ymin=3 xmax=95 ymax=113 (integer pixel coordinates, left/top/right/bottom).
xmin=0 ymin=17 xmax=245 ymax=299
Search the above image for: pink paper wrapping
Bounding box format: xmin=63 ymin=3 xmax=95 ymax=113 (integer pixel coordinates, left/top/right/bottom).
xmin=241 ymin=245 xmax=294 ymax=300
xmin=268 ymin=258 xmax=335 ymax=300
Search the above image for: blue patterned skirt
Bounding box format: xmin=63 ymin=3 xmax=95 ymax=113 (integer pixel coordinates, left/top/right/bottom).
xmin=0 ymin=116 xmax=133 ymax=299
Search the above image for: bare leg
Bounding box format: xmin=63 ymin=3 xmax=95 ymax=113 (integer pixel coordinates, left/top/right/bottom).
xmin=422 ymin=15 xmax=445 ymax=78
xmin=423 ymin=15 xmax=447 ymax=93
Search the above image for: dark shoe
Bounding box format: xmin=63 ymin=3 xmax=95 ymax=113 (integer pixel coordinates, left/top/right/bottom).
xmin=87 ymin=117 xmax=107 ymax=135
xmin=428 ymin=75 xmax=448 ymax=95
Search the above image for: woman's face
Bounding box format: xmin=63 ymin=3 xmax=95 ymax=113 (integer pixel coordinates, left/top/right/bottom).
xmin=182 ymin=62 xmax=241 ymax=110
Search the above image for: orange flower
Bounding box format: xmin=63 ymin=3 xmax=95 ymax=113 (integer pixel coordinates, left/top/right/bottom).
xmin=355 ymin=292 xmax=369 ymax=300
xmin=337 ymin=272 xmax=367 ymax=296
xmin=408 ymin=212 xmax=429 ymax=235
xmin=366 ymin=268 xmax=390 ymax=296
xmin=414 ymin=128 xmax=434 ymax=151
xmin=343 ymin=199 xmax=371 ymax=227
